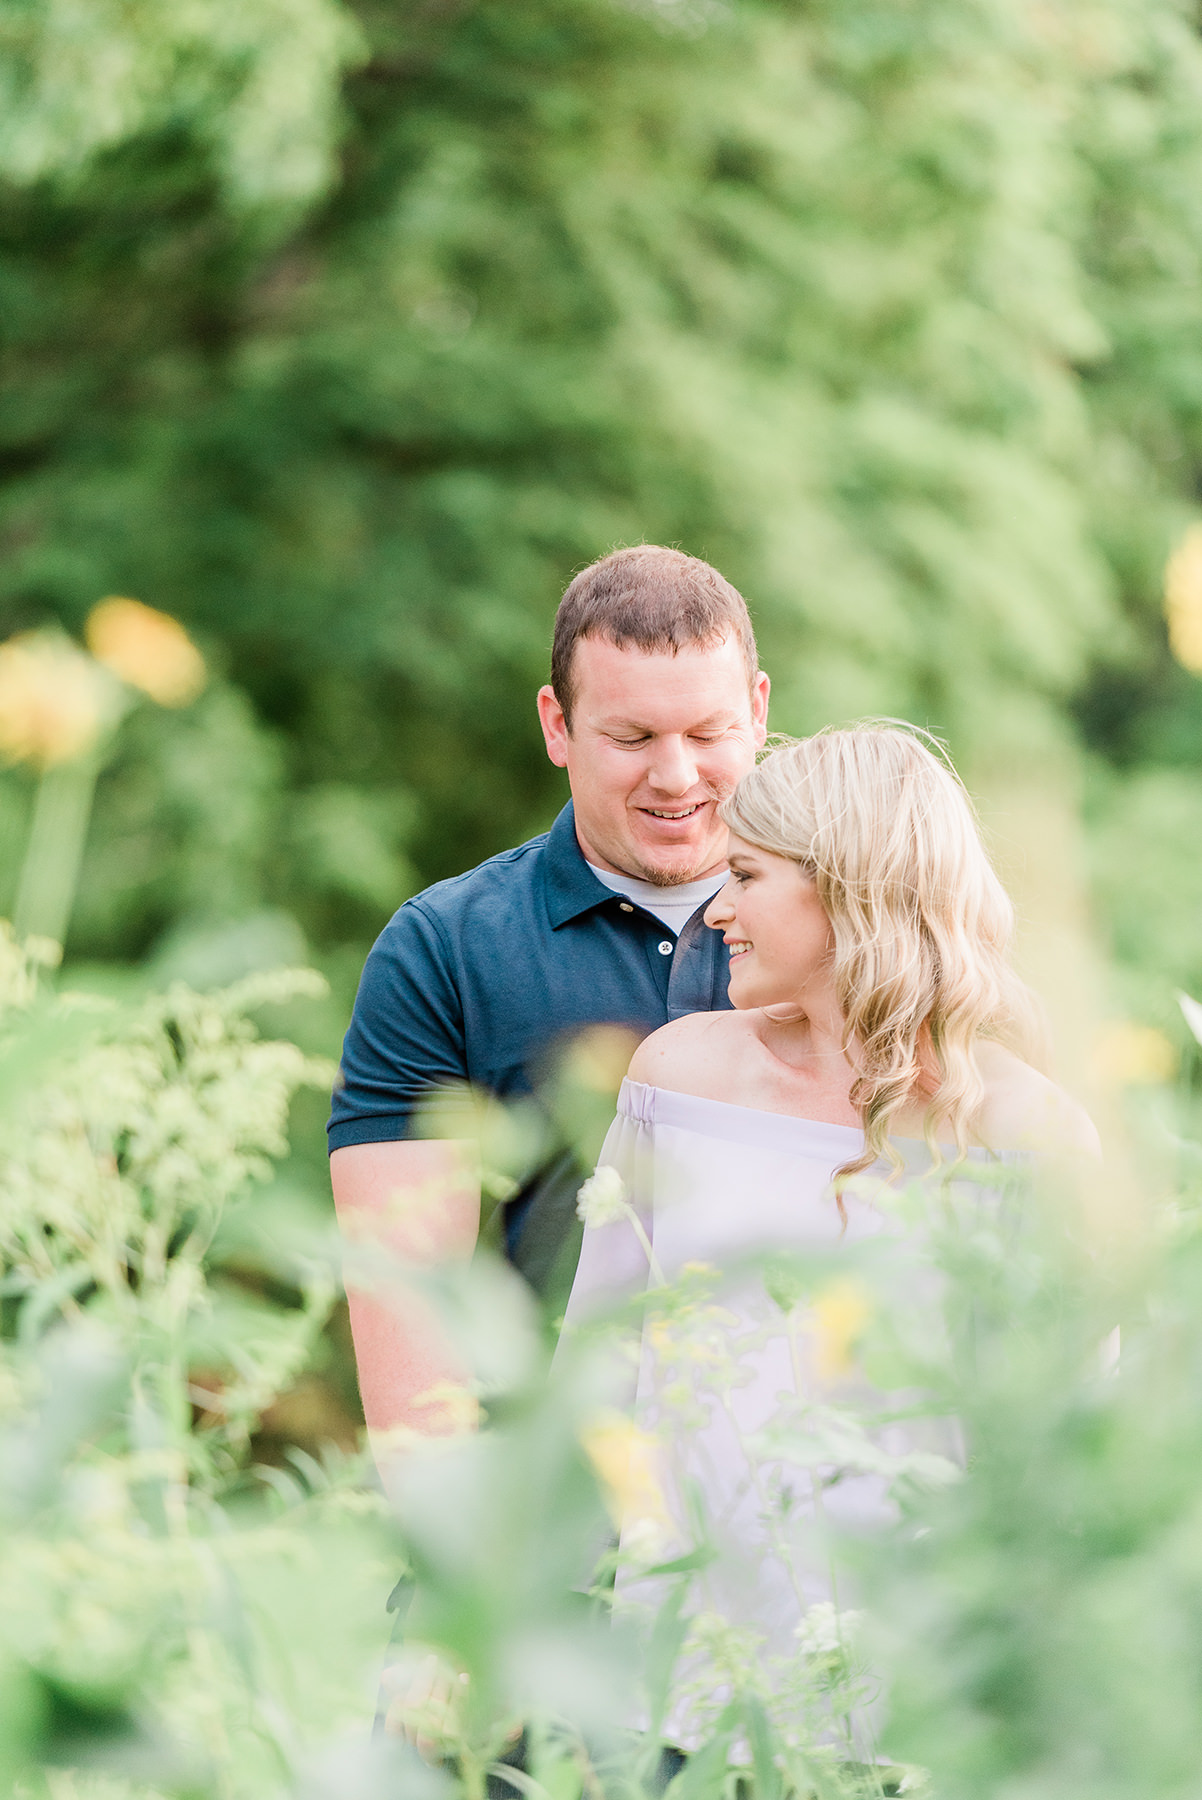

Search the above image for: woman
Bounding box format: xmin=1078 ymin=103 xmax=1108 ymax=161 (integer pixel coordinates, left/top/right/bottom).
xmin=564 ymin=724 xmax=1097 ymax=1756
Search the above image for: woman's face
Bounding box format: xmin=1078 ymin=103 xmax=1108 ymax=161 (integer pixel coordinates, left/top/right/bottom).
xmin=704 ymin=833 xmax=835 ymax=1010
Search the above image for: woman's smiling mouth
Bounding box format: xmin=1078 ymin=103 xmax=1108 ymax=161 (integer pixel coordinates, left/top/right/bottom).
xmin=727 ymin=939 xmax=752 ymax=957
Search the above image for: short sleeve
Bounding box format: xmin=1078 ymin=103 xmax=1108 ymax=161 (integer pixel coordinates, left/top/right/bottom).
xmin=327 ymin=901 xmax=467 ymax=1151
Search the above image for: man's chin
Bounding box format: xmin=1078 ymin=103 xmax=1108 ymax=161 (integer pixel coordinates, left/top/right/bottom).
xmin=618 ymin=806 xmax=728 ymax=886
xmin=631 ymin=846 xmax=725 ymax=888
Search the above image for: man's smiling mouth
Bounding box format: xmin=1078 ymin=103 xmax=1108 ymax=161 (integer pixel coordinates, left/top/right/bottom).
xmin=641 ymin=803 xmax=704 ymax=820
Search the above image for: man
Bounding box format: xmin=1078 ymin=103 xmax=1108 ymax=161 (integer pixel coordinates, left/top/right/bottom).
xmin=329 ymin=545 xmax=770 ymax=1449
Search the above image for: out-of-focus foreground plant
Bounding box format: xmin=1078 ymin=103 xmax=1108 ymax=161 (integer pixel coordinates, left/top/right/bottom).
xmin=6 ymin=924 xmax=1202 ymax=1800
xmin=867 ymin=1000 xmax=1202 ymax=1799
xmin=0 ymin=928 xmax=411 ymax=1798
xmin=381 ymin=1006 xmax=1202 ymax=1800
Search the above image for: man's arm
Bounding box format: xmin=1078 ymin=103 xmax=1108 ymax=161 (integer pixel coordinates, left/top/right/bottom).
xmin=328 ymin=894 xmax=479 ymax=1472
xmin=331 ymin=1138 xmax=480 ymax=1471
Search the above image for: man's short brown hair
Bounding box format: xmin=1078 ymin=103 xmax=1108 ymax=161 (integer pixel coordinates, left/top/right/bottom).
xmin=551 ymin=545 xmax=759 ymax=728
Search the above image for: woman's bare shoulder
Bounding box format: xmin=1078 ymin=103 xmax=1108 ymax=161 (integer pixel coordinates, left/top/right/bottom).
xmin=973 ymin=1040 xmax=1101 ymax=1158
xmin=627 ymin=1010 xmax=759 ymax=1096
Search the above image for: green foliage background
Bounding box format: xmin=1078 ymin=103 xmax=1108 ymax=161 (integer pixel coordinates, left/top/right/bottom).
xmin=1 ymin=0 xmax=1201 ymax=1025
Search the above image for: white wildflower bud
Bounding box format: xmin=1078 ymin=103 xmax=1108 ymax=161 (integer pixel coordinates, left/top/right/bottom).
xmin=794 ymin=1601 xmax=862 ymax=1656
xmin=575 ymin=1164 xmax=629 ymax=1227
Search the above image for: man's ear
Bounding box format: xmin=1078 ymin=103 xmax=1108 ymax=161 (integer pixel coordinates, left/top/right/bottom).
xmin=751 ymin=671 xmax=771 ymax=748
xmin=537 ymin=684 xmax=570 ymax=768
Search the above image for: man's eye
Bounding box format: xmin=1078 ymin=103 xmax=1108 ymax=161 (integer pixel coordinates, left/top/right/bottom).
xmin=611 ymin=736 xmax=649 ymax=748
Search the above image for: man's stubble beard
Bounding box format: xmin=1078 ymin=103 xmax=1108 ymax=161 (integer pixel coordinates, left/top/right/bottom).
xmin=630 ymin=844 xmax=727 ymax=888
xmin=629 ymin=789 xmax=733 ymax=887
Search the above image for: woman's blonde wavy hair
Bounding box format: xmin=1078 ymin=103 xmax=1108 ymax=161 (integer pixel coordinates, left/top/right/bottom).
xmin=719 ymin=722 xmax=1043 ymax=1185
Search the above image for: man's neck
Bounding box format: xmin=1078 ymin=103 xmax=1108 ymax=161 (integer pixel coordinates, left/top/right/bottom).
xmin=584 ymin=860 xmax=726 ymax=933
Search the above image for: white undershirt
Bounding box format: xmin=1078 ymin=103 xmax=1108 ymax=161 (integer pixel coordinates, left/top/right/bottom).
xmin=586 ymin=861 xmax=727 ymax=937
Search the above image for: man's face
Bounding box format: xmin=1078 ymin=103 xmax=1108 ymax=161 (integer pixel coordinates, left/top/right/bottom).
xmin=537 ymin=634 xmax=770 ymax=885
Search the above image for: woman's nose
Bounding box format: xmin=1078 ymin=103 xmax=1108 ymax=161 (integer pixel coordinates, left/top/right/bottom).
xmin=704 ymin=880 xmax=735 ymax=929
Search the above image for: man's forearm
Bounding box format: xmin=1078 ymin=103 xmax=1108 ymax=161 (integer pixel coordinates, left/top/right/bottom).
xmin=330 ymin=1139 xmax=481 ymax=1447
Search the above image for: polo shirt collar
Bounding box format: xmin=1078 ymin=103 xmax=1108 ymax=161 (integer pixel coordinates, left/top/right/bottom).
xmin=543 ymin=802 xmax=618 ymax=928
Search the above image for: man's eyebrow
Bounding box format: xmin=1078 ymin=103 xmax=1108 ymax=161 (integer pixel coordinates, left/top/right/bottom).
xmin=597 ymin=710 xmax=739 ymax=731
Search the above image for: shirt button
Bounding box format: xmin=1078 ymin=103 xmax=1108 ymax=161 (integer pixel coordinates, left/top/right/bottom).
xmin=618 ymin=902 xmax=634 ymax=913
xmin=657 ymin=940 xmax=674 ymax=956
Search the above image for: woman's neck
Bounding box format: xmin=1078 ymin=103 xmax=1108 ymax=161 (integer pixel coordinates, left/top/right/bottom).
xmin=756 ymin=988 xmax=850 ymax=1071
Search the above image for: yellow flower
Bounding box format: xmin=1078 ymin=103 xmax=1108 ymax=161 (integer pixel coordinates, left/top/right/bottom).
xmin=563 ymin=1024 xmax=641 ymax=1094
xmin=647 ymin=1315 xmax=677 ymax=1352
xmin=408 ymin=1381 xmax=482 ymax=1437
xmin=1164 ymin=526 xmax=1202 ymax=674
xmin=811 ymin=1278 xmax=872 ymax=1379
xmin=1092 ymin=1020 xmax=1178 ymax=1088
xmin=581 ymin=1410 xmax=671 ymax=1544
xmin=0 ymin=631 xmax=117 ymax=768
xmin=86 ymin=596 xmax=206 ymax=706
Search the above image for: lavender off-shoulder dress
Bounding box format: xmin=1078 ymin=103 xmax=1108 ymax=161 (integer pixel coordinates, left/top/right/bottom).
xmin=563 ymin=1078 xmax=986 ymax=1753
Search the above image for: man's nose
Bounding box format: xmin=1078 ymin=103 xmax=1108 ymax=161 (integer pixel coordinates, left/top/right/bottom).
xmin=646 ymin=736 xmax=698 ymax=796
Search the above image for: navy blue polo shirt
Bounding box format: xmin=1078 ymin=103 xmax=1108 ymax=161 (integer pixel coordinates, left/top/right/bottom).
xmin=328 ymin=801 xmax=733 ymax=1289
